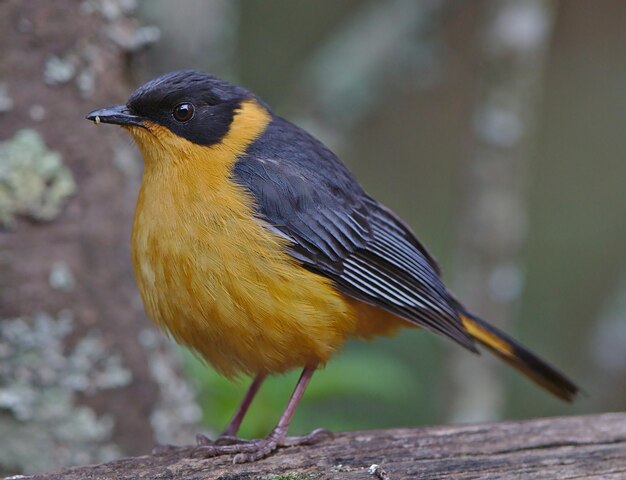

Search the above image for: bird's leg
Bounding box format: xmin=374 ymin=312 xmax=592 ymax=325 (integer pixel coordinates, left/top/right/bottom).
xmin=196 ymin=374 xmax=266 ymax=447
xmin=192 ymin=365 xmax=332 ymax=463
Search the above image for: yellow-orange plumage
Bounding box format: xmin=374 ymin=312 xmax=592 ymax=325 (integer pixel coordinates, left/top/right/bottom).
xmin=129 ymin=99 xmax=407 ymax=377
xmin=87 ymin=70 xmax=578 ymax=462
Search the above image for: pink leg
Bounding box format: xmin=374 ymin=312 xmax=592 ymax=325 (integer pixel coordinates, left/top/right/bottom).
xmin=267 ymin=366 xmax=315 ymax=440
xmin=223 ymin=374 xmax=265 ymax=436
xmin=192 ymin=366 xmax=331 ymax=463
xmin=196 ymin=374 xmax=266 ymax=447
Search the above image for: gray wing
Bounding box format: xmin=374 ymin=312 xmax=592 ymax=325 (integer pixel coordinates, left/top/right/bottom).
xmin=233 ymin=116 xmax=475 ymax=350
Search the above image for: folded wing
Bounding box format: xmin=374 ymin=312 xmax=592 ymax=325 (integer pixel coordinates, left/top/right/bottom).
xmin=233 ymin=116 xmax=475 ymax=351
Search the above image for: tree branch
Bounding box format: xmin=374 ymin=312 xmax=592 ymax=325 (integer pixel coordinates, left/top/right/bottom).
xmin=18 ymin=413 xmax=626 ymax=480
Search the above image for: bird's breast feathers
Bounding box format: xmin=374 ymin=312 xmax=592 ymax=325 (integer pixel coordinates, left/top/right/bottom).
xmin=129 ymin=101 xmax=369 ymax=376
xmin=90 ymin=70 xmax=577 ymax=400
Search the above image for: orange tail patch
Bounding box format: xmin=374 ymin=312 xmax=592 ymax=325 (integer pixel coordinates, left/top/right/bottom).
xmin=460 ymin=314 xmax=579 ymax=402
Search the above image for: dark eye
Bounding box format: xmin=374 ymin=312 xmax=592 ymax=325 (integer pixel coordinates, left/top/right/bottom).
xmin=173 ymin=103 xmax=194 ymax=122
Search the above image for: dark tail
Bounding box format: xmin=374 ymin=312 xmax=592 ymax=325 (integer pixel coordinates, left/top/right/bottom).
xmin=460 ymin=312 xmax=579 ymax=402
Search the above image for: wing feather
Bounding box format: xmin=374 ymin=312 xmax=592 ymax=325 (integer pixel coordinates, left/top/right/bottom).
xmin=233 ymin=116 xmax=475 ymax=351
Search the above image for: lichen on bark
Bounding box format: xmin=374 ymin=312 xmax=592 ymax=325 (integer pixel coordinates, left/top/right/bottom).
xmin=0 ymin=311 xmax=134 ymax=474
xmin=0 ymin=129 xmax=75 ymax=228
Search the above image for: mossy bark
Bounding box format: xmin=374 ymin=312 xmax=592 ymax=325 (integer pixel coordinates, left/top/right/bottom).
xmin=0 ymin=0 xmax=199 ymax=475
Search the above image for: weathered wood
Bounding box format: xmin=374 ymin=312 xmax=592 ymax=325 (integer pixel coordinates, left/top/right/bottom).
xmin=11 ymin=413 xmax=625 ymax=479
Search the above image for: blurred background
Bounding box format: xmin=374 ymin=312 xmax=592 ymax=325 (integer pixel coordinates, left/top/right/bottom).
xmin=0 ymin=0 xmax=624 ymax=475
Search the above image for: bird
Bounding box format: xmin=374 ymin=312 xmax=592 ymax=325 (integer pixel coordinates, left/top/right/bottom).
xmin=87 ymin=70 xmax=578 ymax=463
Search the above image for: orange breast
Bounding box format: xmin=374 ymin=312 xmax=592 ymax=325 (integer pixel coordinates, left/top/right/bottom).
xmin=133 ymin=166 xmax=414 ymax=377
xmin=128 ymin=99 xmax=412 ymax=377
xmin=133 ymin=181 xmax=341 ymax=376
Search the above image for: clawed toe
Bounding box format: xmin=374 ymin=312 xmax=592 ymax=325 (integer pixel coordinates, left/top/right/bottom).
xmin=189 ymin=367 xmax=325 ymax=463
xmin=215 ymin=435 xmax=251 ymax=445
xmin=195 ymin=433 xmax=213 ymax=446
xmin=189 ymin=428 xmax=332 ymax=462
xmin=280 ymin=427 xmax=333 ymax=447
xmin=230 ymin=429 xmax=330 ymax=463
xmin=191 ymin=441 xmax=255 ymax=458
xmin=193 ymin=433 xmax=253 ymax=450
xmin=232 ymin=438 xmax=278 ymax=463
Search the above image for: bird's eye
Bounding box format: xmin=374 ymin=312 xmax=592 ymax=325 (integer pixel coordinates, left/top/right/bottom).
xmin=173 ymin=103 xmax=194 ymax=122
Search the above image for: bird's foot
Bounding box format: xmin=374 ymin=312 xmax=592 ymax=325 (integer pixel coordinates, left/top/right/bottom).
xmin=150 ymin=433 xmax=253 ymax=457
xmin=195 ymin=433 xmax=251 ymax=446
xmin=191 ymin=427 xmax=332 ymax=463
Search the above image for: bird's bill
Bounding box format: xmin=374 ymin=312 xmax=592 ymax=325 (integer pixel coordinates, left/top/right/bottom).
xmin=86 ymin=105 xmax=146 ymax=127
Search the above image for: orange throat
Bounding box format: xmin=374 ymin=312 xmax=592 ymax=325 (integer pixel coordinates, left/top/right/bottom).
xmin=127 ymin=99 xmax=407 ymax=377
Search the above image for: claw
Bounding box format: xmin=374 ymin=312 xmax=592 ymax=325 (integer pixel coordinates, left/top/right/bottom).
xmin=232 ymin=439 xmax=278 ymax=464
xmin=193 ymin=433 xmax=252 ymax=449
xmin=280 ymin=428 xmax=332 ymax=447
xmin=215 ymin=435 xmax=252 ymax=445
xmin=196 ymin=433 xmax=213 ymax=446
xmin=190 ymin=367 xmax=323 ymax=462
xmin=189 ymin=427 xmax=332 ymax=462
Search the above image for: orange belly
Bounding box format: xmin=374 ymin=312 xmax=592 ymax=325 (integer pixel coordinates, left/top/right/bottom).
xmin=128 ymin=103 xmax=411 ymax=378
xmin=132 ymin=172 xmax=409 ymax=378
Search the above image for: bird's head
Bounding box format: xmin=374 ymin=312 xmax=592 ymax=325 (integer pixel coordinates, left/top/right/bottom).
xmin=87 ymin=70 xmax=270 ymax=167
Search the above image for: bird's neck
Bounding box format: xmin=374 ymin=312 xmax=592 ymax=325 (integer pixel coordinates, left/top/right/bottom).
xmin=130 ymin=98 xmax=270 ymax=176
xmin=131 ymin=98 xmax=272 ymax=237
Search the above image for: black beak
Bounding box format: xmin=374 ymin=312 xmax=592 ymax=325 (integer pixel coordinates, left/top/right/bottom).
xmin=86 ymin=105 xmax=146 ymax=127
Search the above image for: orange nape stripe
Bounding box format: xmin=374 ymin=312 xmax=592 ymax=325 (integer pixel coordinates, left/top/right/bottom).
xmin=460 ymin=314 xmax=578 ymax=402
